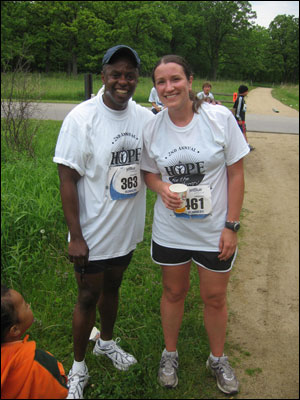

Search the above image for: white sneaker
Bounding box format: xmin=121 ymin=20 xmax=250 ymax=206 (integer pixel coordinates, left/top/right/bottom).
xmin=93 ymin=337 xmax=137 ymax=371
xmin=66 ymin=366 xmax=89 ymax=399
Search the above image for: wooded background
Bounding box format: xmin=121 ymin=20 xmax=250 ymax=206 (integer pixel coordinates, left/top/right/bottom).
xmin=1 ymin=1 xmax=299 ymax=83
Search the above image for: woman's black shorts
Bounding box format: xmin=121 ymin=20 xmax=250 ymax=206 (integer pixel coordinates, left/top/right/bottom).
xmin=151 ymin=241 xmax=236 ymax=272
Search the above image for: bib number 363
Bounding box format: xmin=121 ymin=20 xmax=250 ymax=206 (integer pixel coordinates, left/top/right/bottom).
xmin=109 ymin=165 xmax=141 ymax=200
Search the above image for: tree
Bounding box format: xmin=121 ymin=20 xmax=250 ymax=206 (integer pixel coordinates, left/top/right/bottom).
xmin=193 ymin=1 xmax=256 ymax=79
xmin=1 ymin=1 xmax=298 ymax=82
xmin=268 ymin=15 xmax=299 ymax=82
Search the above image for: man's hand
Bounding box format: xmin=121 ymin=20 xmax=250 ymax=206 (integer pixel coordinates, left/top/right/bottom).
xmin=68 ymin=237 xmax=89 ymax=267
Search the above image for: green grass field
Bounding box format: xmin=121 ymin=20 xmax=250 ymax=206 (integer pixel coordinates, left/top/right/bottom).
xmin=1 ymin=120 xmax=251 ymax=399
xmin=2 ymin=72 xmax=298 ymax=110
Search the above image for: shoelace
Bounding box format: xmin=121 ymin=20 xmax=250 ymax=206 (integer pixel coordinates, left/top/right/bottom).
xmin=100 ymin=338 xmax=133 ymax=360
xmin=161 ymin=354 xmax=178 ymax=374
xmin=68 ymin=370 xmax=88 ymax=385
xmin=215 ymin=357 xmax=234 ymax=380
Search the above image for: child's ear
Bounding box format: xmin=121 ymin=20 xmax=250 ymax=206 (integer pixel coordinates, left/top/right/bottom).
xmin=7 ymin=324 xmax=21 ymax=340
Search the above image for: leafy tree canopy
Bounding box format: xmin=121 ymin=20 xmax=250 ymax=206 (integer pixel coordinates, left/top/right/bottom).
xmin=1 ymin=1 xmax=298 ymax=82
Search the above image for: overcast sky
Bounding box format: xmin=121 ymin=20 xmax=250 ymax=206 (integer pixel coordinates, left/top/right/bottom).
xmin=249 ymin=1 xmax=299 ymax=28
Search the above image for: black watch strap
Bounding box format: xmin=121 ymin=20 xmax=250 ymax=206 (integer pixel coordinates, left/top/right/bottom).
xmin=225 ymin=221 xmax=240 ymax=232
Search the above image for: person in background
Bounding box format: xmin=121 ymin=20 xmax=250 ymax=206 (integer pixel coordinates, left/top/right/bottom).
xmin=141 ymin=55 xmax=249 ymax=395
xmin=233 ymin=85 xmax=254 ymax=151
xmin=1 ymin=284 xmax=68 ymax=399
xmin=53 ymin=45 xmax=154 ymax=399
xmin=197 ymin=82 xmax=221 ymax=104
xmin=149 ymin=86 xmax=165 ymax=114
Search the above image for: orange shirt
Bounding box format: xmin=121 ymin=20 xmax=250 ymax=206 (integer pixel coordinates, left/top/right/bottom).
xmin=1 ymin=335 xmax=68 ymax=399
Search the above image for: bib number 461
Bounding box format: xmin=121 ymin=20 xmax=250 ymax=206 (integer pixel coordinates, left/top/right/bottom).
xmin=186 ymin=197 xmax=204 ymax=210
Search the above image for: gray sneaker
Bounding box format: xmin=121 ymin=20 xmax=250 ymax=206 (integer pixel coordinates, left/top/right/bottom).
xmin=158 ymin=349 xmax=179 ymax=388
xmin=206 ymin=355 xmax=239 ymax=394
xmin=93 ymin=337 xmax=137 ymax=371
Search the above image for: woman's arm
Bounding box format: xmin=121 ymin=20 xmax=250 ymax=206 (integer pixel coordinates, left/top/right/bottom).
xmin=218 ymin=158 xmax=245 ymax=261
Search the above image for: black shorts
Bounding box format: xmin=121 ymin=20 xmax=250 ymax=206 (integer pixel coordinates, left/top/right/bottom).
xmin=74 ymin=251 xmax=134 ymax=274
xmin=151 ymin=241 xmax=236 ymax=273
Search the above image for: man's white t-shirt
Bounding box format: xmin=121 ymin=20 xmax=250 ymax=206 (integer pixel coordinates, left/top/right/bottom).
xmin=53 ymin=90 xmax=154 ymax=260
xmin=197 ymin=91 xmax=215 ymax=102
xmin=148 ymin=87 xmax=164 ymax=110
xmin=141 ymin=103 xmax=249 ymax=251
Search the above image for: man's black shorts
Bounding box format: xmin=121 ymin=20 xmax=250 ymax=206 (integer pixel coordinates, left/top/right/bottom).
xmin=74 ymin=251 xmax=134 ymax=274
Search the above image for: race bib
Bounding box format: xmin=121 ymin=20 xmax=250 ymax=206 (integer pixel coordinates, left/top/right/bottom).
xmin=108 ymin=164 xmax=141 ymax=200
xmin=174 ymin=184 xmax=212 ymax=219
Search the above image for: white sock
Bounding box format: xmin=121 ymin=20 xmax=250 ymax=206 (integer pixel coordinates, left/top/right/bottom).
xmin=72 ymin=359 xmax=87 ymax=373
xmin=99 ymin=337 xmax=113 ymax=347
xmin=210 ymin=352 xmax=224 ymax=361
xmin=164 ymin=349 xmax=177 ymax=356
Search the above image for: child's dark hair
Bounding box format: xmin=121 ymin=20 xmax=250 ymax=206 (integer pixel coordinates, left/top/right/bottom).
xmin=1 ymin=284 xmax=18 ymax=344
xmin=151 ymin=54 xmax=203 ymax=113
xmin=238 ymin=85 xmax=248 ymax=94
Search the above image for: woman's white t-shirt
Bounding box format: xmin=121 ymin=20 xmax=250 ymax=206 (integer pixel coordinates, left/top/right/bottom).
xmin=141 ymin=102 xmax=250 ymax=251
xmin=53 ymin=91 xmax=154 ymax=260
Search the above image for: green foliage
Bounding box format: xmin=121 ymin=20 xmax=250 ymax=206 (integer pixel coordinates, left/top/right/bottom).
xmin=1 ymin=1 xmax=298 ymax=83
xmin=269 ymin=15 xmax=299 ymax=82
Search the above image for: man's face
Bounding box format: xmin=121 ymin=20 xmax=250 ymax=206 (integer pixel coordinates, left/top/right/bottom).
xmin=101 ymin=57 xmax=138 ymax=110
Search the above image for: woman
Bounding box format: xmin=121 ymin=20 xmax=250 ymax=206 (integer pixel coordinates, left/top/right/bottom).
xmin=141 ymin=55 xmax=249 ymax=395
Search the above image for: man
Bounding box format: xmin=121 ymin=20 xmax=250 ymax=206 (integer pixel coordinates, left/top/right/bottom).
xmin=148 ymin=86 xmax=164 ymax=114
xmin=53 ymin=45 xmax=154 ymax=399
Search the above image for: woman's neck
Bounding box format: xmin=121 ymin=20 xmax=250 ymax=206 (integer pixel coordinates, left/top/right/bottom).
xmin=168 ymin=102 xmax=194 ymax=127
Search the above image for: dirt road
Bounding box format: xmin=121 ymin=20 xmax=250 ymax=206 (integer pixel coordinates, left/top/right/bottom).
xmin=227 ymin=88 xmax=299 ymax=399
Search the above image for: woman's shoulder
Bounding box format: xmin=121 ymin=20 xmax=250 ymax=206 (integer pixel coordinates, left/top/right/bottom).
xmin=198 ymin=102 xmax=232 ymax=122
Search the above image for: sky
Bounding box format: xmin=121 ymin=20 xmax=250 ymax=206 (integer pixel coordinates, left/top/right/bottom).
xmin=249 ymin=1 xmax=299 ymax=28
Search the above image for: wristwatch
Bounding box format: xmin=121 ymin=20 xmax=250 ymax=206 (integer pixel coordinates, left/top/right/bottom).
xmin=225 ymin=221 xmax=240 ymax=232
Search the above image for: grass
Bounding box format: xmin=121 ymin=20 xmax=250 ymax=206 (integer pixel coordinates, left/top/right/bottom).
xmin=271 ymin=84 xmax=299 ymax=111
xmin=1 ymin=120 xmax=254 ymax=399
xmin=1 ymin=72 xmax=255 ymax=107
xmin=2 ymin=72 xmax=298 ymax=113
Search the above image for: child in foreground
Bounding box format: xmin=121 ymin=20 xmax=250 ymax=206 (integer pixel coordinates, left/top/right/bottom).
xmin=1 ymin=284 xmax=68 ymax=399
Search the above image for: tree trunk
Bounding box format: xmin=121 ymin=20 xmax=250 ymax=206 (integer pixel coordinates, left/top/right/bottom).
xmin=72 ymin=52 xmax=77 ymax=76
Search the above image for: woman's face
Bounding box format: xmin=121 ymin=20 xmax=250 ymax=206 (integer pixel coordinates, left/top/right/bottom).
xmin=154 ymin=62 xmax=193 ymax=112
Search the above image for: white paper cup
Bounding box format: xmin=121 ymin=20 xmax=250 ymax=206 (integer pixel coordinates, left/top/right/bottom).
xmin=169 ymin=184 xmax=188 ymax=213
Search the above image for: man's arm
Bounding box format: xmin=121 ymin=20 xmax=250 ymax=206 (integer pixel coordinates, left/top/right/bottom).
xmin=57 ymin=164 xmax=89 ymax=267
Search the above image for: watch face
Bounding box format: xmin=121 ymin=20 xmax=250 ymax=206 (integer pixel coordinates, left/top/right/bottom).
xmin=234 ymin=223 xmax=240 ymax=231
xmin=226 ymin=221 xmax=240 ymax=231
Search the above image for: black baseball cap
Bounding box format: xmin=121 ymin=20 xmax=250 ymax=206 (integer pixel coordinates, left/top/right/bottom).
xmin=102 ymin=45 xmax=141 ymax=67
